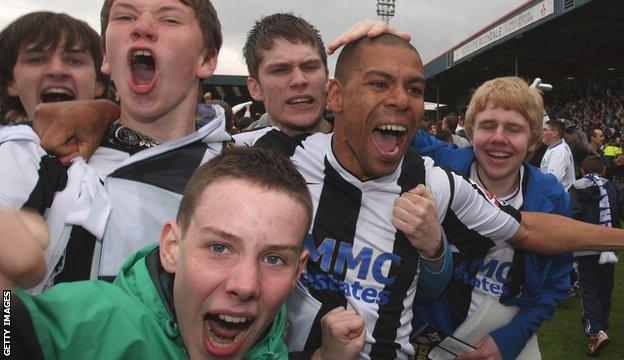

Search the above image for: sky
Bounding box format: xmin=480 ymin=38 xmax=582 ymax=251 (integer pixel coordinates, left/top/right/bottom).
xmin=2 ymin=0 xmax=527 ymax=76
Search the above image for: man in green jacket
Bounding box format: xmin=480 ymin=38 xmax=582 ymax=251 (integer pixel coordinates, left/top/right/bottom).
xmin=2 ymin=147 xmax=365 ymax=359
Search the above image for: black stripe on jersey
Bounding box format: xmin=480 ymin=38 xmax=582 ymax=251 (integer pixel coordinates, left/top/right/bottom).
xmin=369 ymin=150 xmax=426 ymax=359
xmin=446 ymin=253 xmax=476 ymax=329
xmin=442 ymin=212 xmax=496 ymax=256
xmin=303 ymin=157 xmax=361 ymax=353
xmin=254 ymin=129 xmax=311 ymax=157
xmin=23 ymin=155 xmax=68 ymax=214
xmin=53 ymin=226 xmax=97 ymax=284
xmin=110 ymin=141 xmax=207 ymax=195
xmin=500 ymin=249 xmax=525 ymax=302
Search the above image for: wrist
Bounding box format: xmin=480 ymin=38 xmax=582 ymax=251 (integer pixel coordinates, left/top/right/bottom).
xmin=419 ymin=227 xmax=445 ymax=259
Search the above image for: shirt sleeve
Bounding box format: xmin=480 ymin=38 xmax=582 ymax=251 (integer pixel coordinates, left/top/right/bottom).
xmin=425 ymin=162 xmax=521 ymax=256
xmin=0 ymin=126 xmax=68 ymax=214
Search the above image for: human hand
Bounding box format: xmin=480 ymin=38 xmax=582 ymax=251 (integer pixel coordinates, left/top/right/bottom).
xmin=33 ymin=99 xmax=120 ymax=164
xmin=0 ymin=209 xmax=49 ymax=289
xmin=614 ymin=154 xmax=624 ymax=166
xmin=326 ymin=19 xmax=411 ymax=55
xmin=392 ymin=184 xmax=443 ymax=258
xmin=313 ymin=307 xmax=366 ymax=360
xmin=456 ymin=335 xmax=503 ymax=360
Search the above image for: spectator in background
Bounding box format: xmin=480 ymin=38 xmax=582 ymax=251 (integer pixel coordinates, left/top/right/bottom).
xmin=588 ymin=128 xmax=605 ymax=156
xmin=434 ymin=129 xmax=453 ymax=144
xmin=541 ymin=119 xmax=576 ymax=190
xmin=570 ymin=155 xmax=624 ymax=356
xmin=441 ymin=114 xmax=470 ymax=147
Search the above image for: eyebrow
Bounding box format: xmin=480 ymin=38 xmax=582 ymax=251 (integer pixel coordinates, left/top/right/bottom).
xmin=364 ymin=70 xmax=426 ymax=85
xmin=198 ymin=226 xmax=301 ymax=252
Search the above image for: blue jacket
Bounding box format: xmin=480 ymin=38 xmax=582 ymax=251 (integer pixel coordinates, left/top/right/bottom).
xmin=411 ymin=131 xmax=573 ymax=359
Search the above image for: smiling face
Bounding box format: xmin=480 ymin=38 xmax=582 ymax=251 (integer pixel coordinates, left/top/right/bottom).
xmin=160 ymin=178 xmax=308 ymax=360
xmin=470 ymin=101 xmax=534 ymax=191
xmin=247 ymin=39 xmax=328 ymax=136
xmin=329 ymin=43 xmax=425 ymax=180
xmin=102 ymin=0 xmax=216 ymax=131
xmin=7 ymin=37 xmax=103 ymax=120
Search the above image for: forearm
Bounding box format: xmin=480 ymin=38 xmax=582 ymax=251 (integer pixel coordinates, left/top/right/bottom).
xmin=511 ymin=212 xmax=624 ymax=253
xmin=0 ymin=210 xmax=48 ymax=288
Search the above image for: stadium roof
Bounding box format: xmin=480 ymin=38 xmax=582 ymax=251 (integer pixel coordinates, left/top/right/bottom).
xmin=423 ymin=0 xmax=624 ymax=108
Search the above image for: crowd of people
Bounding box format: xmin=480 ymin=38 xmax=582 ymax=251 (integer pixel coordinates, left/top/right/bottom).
xmin=1 ymin=1 xmax=624 ymax=359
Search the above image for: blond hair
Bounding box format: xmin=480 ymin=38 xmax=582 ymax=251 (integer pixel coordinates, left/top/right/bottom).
xmin=465 ymin=77 xmax=544 ymax=145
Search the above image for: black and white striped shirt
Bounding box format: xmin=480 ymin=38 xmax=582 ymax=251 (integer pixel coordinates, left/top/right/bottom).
xmin=255 ymin=130 xmax=521 ymax=360
xmin=0 ymin=109 xmax=229 ymax=292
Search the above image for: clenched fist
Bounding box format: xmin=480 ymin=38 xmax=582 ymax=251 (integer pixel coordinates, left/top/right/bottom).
xmin=392 ymin=184 xmax=443 ymax=258
xmin=313 ymin=307 xmax=366 ymax=360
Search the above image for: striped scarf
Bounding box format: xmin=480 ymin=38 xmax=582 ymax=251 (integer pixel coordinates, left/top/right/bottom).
xmin=584 ymin=173 xmax=612 ymax=228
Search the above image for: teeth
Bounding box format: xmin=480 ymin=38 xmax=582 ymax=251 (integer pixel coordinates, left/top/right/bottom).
xmin=289 ymin=98 xmax=311 ymax=104
xmin=43 ymin=88 xmax=72 ymax=96
xmin=218 ymin=314 xmax=250 ymax=324
xmin=377 ymin=124 xmax=407 ymax=132
xmin=133 ymin=50 xmax=152 ymax=57
xmin=489 ymin=152 xmax=509 ymax=158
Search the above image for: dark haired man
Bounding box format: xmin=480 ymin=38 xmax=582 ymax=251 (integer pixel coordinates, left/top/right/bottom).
xmin=0 ymin=11 xmax=107 ymax=123
xmin=541 ymin=119 xmax=575 ymax=190
xmin=234 ymin=13 xmax=331 ymax=146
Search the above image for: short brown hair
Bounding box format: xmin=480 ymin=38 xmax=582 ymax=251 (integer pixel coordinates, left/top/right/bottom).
xmin=465 ymin=77 xmax=544 ymax=146
xmin=100 ymin=0 xmax=222 ymax=55
xmin=0 ymin=12 xmax=106 ymax=116
xmin=243 ymin=13 xmax=327 ymax=80
xmin=177 ymin=147 xmax=313 ymax=239
xmin=335 ymin=33 xmax=421 ymax=85
xmin=581 ymin=155 xmax=606 ymax=175
xmin=545 ymin=119 xmax=564 ymax=139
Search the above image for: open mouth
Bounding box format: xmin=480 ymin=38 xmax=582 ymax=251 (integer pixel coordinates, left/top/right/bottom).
xmin=204 ymin=313 xmax=254 ymax=355
xmin=372 ymin=124 xmax=407 ymax=155
xmin=131 ymin=50 xmax=156 ymax=86
xmin=286 ymin=96 xmax=314 ymax=106
xmin=486 ymin=151 xmax=511 ymax=160
xmin=40 ymin=88 xmax=75 ymax=103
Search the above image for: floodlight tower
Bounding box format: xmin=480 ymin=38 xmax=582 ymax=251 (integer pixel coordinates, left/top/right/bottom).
xmin=376 ymin=0 xmax=396 ymax=24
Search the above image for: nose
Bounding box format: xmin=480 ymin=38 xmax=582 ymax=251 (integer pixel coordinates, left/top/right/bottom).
xmin=131 ymin=14 xmax=157 ymax=42
xmin=490 ymin=125 xmax=508 ymax=143
xmin=224 ymin=259 xmax=260 ymax=302
xmin=45 ymin=56 xmax=69 ymax=79
xmin=384 ymin=86 xmax=409 ymax=111
xmin=290 ymin=66 xmax=309 ymax=88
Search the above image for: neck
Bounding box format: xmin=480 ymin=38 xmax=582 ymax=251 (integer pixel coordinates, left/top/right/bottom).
xmin=118 ymin=92 xmax=199 ymax=143
xmin=476 ymin=163 xmax=519 ymax=198
xmin=332 ymin=125 xmax=368 ymax=181
xmin=272 ymin=117 xmax=327 ymax=137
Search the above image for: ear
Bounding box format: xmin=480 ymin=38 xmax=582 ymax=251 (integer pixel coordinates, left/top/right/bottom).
xmin=159 ymin=221 xmax=182 ymax=274
xmin=7 ymin=80 xmax=18 ymax=97
xmin=292 ymin=250 xmax=309 ymax=288
xmin=101 ymin=52 xmax=111 ymax=76
xmin=326 ymin=79 xmax=344 ymax=113
xmin=528 ymin=139 xmax=538 ymax=152
xmin=197 ymin=49 xmax=218 ymax=79
xmin=247 ymin=77 xmax=264 ymax=101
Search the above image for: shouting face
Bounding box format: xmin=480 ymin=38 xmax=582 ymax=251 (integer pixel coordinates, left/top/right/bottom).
xmin=330 ymin=43 xmax=425 ymax=180
xmin=160 ymin=178 xmax=308 ymax=359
